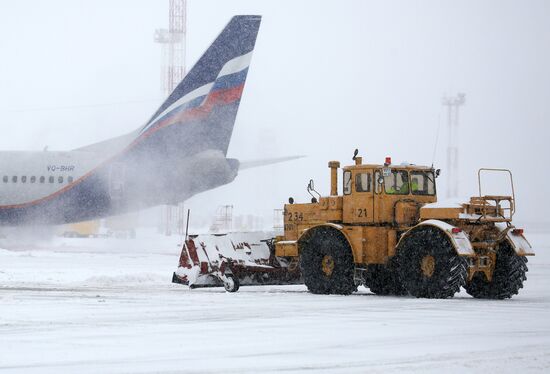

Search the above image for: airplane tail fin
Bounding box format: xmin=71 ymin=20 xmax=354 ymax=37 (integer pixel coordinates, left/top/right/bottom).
xmin=137 ymin=15 xmax=262 ymax=155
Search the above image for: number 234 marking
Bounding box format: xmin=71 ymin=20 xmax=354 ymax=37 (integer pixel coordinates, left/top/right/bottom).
xmin=287 ymin=212 xmax=303 ymax=221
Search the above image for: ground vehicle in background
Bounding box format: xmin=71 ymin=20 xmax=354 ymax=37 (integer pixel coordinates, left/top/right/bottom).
xmin=61 ymin=220 xmax=101 ymax=238
xmin=174 ymin=150 xmax=533 ymax=299
xmin=105 ymin=213 xmax=137 ymax=239
xmin=274 ymin=150 xmax=533 ymax=299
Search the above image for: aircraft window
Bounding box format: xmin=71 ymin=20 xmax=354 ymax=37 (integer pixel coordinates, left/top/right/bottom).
xmin=21 ymin=176 xmax=27 ymax=183
xmin=49 ymin=176 xmax=54 ymax=183
xmin=58 ymin=176 xmax=64 ymax=183
xmin=30 ymin=176 xmax=36 ymax=183
xmin=12 ymin=176 xmax=17 ymax=183
xmin=3 ymin=176 xmax=7 ymax=183
xmin=68 ymin=176 xmax=74 ymax=183
xmin=355 ymin=173 xmax=372 ymax=192
xmin=40 ymin=176 xmax=45 ymax=183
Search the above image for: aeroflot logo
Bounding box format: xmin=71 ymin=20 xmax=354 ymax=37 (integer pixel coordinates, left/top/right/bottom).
xmin=47 ymin=165 xmax=75 ymax=172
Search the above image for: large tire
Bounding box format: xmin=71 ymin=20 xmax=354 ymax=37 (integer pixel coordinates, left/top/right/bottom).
xmin=465 ymin=242 xmax=528 ymax=299
xmin=300 ymin=228 xmax=356 ymax=295
xmin=365 ymin=263 xmax=408 ymax=296
xmin=397 ymin=226 xmax=467 ymax=298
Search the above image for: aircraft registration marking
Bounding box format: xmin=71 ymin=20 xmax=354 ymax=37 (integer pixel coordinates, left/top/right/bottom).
xmin=47 ymin=165 xmax=75 ymax=172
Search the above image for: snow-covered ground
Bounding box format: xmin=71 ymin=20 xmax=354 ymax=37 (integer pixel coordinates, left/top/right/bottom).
xmin=1 ymin=229 xmax=549 ymax=373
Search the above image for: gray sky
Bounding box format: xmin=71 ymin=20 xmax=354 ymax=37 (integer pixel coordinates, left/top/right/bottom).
xmin=0 ymin=0 xmax=549 ymax=226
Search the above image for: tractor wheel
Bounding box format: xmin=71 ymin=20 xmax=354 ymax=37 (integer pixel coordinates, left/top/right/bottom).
xmin=365 ymin=263 xmax=408 ymax=296
xmin=300 ymin=228 xmax=356 ymax=295
xmin=465 ymin=242 xmax=528 ymax=299
xmin=397 ymin=226 xmax=467 ymax=298
xmin=223 ymin=274 xmax=240 ymax=293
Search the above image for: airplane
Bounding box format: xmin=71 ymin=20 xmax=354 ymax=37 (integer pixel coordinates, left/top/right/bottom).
xmin=0 ymin=15 xmax=290 ymax=226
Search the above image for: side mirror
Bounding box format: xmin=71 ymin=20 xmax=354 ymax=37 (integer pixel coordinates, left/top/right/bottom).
xmin=352 ymin=149 xmax=359 ymax=161
xmin=435 ymin=169 xmax=441 ymax=178
xmin=308 ymin=179 xmax=315 ymax=191
xmin=377 ymin=177 xmax=384 ymax=184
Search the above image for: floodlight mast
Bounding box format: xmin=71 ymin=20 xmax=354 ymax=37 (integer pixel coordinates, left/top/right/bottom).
xmin=155 ymin=0 xmax=187 ymax=236
xmin=154 ymin=0 xmax=187 ymax=96
xmin=442 ymin=93 xmax=466 ymax=198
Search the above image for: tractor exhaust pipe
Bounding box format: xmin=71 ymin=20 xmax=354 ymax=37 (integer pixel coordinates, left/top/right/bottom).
xmin=328 ymin=161 xmax=340 ymax=196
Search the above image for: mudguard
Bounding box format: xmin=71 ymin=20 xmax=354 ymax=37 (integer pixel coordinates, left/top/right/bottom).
xmin=276 ymin=224 xmax=346 ymax=258
xmin=398 ymin=219 xmax=475 ymax=256
xmin=296 ymin=223 xmax=345 ymax=245
xmin=496 ymin=223 xmax=535 ymax=256
xmin=296 ymin=223 xmax=354 ymax=260
xmin=301 ymin=223 xmax=344 ymax=233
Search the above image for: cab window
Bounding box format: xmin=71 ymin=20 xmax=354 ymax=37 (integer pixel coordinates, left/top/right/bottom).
xmin=384 ymin=170 xmax=409 ymax=195
xmin=355 ymin=172 xmax=371 ymax=192
xmin=410 ymin=171 xmax=436 ymax=196
xmin=343 ymin=171 xmax=352 ymax=195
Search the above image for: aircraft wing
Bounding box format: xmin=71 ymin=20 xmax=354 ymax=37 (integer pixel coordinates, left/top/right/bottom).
xmin=237 ymin=155 xmax=305 ymax=170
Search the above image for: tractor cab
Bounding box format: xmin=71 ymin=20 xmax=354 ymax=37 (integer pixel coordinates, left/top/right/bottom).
xmin=336 ymin=156 xmax=438 ymax=227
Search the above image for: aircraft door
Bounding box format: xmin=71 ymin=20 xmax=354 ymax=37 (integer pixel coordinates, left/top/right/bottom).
xmin=343 ymin=170 xmax=374 ymax=224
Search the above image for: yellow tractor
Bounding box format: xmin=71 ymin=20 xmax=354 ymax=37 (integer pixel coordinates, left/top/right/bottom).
xmin=274 ymin=150 xmax=534 ymax=299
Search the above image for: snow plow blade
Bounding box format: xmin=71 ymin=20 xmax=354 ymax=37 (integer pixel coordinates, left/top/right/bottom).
xmin=172 ymin=232 xmax=301 ymax=291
